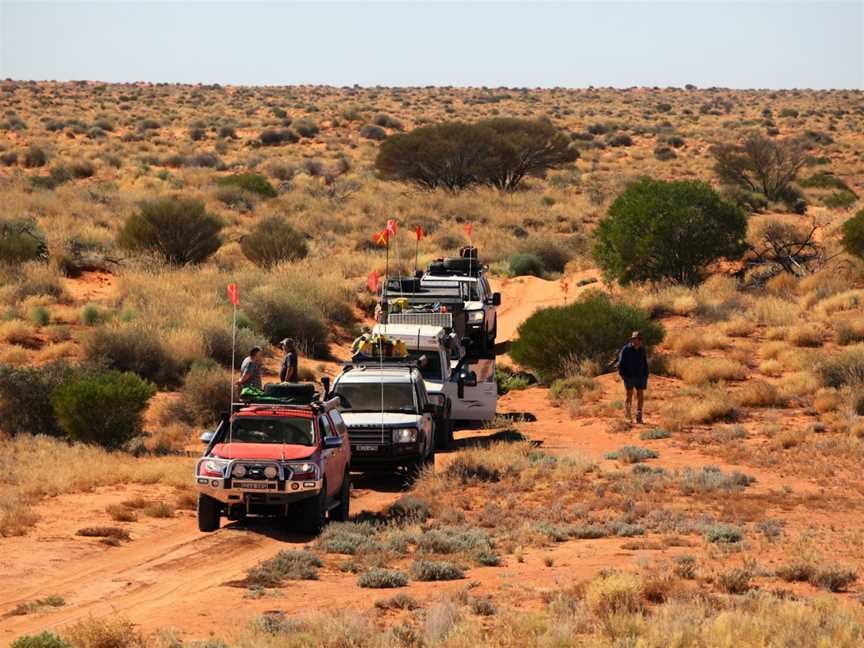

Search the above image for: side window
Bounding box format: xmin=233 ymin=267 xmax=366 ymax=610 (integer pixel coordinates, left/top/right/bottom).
xmin=329 ymin=410 xmax=347 ymax=437
xmin=481 ymin=276 xmax=491 ymax=299
xmin=414 ymin=380 xmax=426 ymax=408
xmin=319 ymin=415 xmax=333 ymax=439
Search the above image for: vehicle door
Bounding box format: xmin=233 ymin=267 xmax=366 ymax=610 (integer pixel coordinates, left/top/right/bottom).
xmin=479 ymin=275 xmax=496 ymax=334
xmin=449 ymin=357 xmax=497 ymax=422
xmin=328 ymin=409 xmax=351 ymax=475
xmin=319 ymin=414 xmax=341 ymax=496
xmin=414 ymin=378 xmax=434 ymax=453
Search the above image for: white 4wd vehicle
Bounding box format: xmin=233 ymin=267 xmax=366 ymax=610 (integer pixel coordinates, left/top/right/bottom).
xmin=419 ymin=273 xmax=501 ymax=352
xmin=330 ymin=363 xmax=437 ymax=473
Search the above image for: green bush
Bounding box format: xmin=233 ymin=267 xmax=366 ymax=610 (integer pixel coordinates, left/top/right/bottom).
xmin=816 ymin=346 xmax=864 ymax=388
xmin=508 ymin=253 xmax=545 ymax=277
xmin=293 ymin=118 xmax=319 ymax=138
xmin=510 ymin=292 xmax=664 ymax=381
xmin=216 ymin=172 xmax=277 ymax=198
xmin=82 ymin=326 xmax=186 ymax=387
xmin=11 ymin=632 xmax=71 ymax=648
xmin=593 ymin=178 xmax=747 ymax=285
xmin=358 ymin=568 xmax=408 ymax=588
xmin=0 ymin=363 xmax=78 ymax=436
xmin=246 ymin=291 xmax=329 ymax=359
xmin=0 ymin=219 xmax=46 ymax=264
xmin=118 ymin=197 xmax=223 ymax=265
xmin=260 ymin=128 xmax=299 ymax=145
xmin=23 ymin=146 xmax=47 ymax=168
xmin=841 ymin=210 xmax=864 ymax=259
xmin=201 ymin=324 xmax=264 ymax=368
xmin=605 ymin=446 xmax=658 ymax=463
xmin=518 ymin=235 xmax=575 ymax=273
xmin=823 ymin=191 xmax=857 ymax=210
xmin=181 ymin=364 xmax=231 ymax=425
xmin=360 ymin=124 xmax=387 ymax=141
xmin=241 ymin=216 xmax=308 ymax=268
xmin=246 ymin=549 xmax=321 ymax=585
xmin=704 ymin=523 xmax=743 ymax=544
xmin=52 ymin=370 xmax=154 ymax=449
xmin=410 ymin=559 xmax=464 ymax=581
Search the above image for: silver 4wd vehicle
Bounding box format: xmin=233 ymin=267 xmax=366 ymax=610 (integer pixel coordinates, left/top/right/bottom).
xmin=195 ymin=386 xmax=351 ymax=535
xmin=330 ymin=362 xmax=437 ymax=473
xmin=420 ymin=267 xmax=501 ymax=353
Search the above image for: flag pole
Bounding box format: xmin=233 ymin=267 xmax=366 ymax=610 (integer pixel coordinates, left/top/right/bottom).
xmin=228 ymin=289 xmax=237 ymax=454
xmin=414 ymin=233 xmax=419 ymax=277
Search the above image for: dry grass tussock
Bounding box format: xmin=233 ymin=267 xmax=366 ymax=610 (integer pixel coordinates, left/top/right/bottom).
xmin=0 ymin=434 xmax=190 ymax=536
xmin=669 ymin=356 xmax=747 ymax=385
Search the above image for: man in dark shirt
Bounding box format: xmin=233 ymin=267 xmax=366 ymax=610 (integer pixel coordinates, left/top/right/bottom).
xmin=238 ymin=347 xmax=263 ymax=391
xmin=279 ymin=338 xmax=299 ymax=383
xmin=618 ymin=331 xmax=649 ymax=424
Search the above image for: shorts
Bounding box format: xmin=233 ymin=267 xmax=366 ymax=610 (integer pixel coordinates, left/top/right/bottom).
xmin=623 ymin=379 xmax=647 ymax=391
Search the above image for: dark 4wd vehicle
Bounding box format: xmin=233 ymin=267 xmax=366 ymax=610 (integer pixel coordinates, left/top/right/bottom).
xmin=195 ymin=389 xmax=350 ymax=535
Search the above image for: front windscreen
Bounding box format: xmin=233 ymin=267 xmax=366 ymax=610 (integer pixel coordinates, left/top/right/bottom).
xmin=406 ymin=351 xmax=443 ymax=381
xmin=231 ymin=417 xmax=315 ymax=445
xmin=335 ymin=383 xmax=417 ymax=413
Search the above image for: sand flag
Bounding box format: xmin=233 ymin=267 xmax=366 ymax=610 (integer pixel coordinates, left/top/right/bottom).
xmin=373 ymin=229 xmax=389 ymax=246
xmin=415 ymin=225 xmax=424 ymax=241
xmin=227 ymin=283 xmax=239 ymax=306
xmin=464 ymin=223 xmax=473 ymax=240
xmin=367 ymin=271 xmax=380 ymax=294
xmin=386 ymin=219 xmax=398 ymax=237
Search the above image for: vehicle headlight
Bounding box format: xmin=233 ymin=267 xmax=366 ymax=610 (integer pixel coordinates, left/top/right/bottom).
xmin=392 ymin=428 xmax=418 ymax=444
xmin=231 ymin=464 xmax=247 ymax=478
xmin=200 ymin=458 xmax=228 ymax=477
xmin=467 ymin=311 xmax=484 ymax=322
xmin=287 ymin=463 xmax=319 ymax=480
xmin=263 ymin=466 xmax=278 ymax=480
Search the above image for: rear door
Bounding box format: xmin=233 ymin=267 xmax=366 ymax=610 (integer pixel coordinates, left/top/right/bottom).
xmin=449 ymin=357 xmax=497 ymax=422
xmin=319 ymin=415 xmax=340 ymax=496
xmin=328 ymin=410 xmax=351 ymax=475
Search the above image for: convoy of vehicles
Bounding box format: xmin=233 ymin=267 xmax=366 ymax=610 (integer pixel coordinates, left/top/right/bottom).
xmin=196 ymin=246 xmax=501 ymax=534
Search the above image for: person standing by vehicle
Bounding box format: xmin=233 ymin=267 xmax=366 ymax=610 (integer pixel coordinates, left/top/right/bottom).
xmin=618 ymin=331 xmax=649 ymax=424
xmin=238 ymin=346 xmax=263 ymax=391
xmin=279 ymin=338 xmax=299 ymax=383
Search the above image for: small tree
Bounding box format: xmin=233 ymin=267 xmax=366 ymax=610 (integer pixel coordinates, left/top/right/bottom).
xmin=711 ymin=135 xmax=806 ymax=202
xmin=217 ymin=173 xmax=277 ymax=198
xmin=510 ymin=292 xmax=664 ymax=382
xmin=842 ymin=209 xmax=864 ymax=260
xmin=0 ymin=219 xmax=47 ymax=264
xmin=51 ymin=370 xmax=155 ymax=449
xmin=241 ymin=216 xmax=308 ymax=268
xmin=593 ymin=177 xmax=748 ymax=285
xmin=118 ymin=197 xmax=223 ymax=265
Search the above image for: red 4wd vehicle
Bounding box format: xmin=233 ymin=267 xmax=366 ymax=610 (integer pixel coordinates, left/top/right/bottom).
xmin=195 ymin=386 xmax=350 ymax=535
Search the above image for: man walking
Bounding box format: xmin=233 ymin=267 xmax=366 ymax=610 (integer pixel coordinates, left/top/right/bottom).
xmin=279 ymin=338 xmax=299 ymax=383
xmin=618 ymin=331 xmax=649 ymax=424
xmin=237 ymin=346 xmax=263 ymax=391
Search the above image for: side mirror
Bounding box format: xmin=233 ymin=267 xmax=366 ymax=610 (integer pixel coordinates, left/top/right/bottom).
xmin=491 ymin=292 xmax=501 ymax=307
xmin=200 ymin=431 xmax=214 ymax=444
xmin=422 ymin=403 xmax=437 ymax=415
xmin=323 ymin=436 xmax=343 ymax=449
xmin=321 ymin=376 xmax=331 ymax=398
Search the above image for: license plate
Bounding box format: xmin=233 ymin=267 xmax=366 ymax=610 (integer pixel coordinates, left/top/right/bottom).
xmin=234 ymin=481 xmax=276 ymax=490
xmin=354 ymin=445 xmax=379 ymax=452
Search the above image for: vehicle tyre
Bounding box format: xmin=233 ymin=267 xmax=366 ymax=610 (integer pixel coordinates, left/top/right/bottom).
xmin=197 ymin=493 xmax=221 ymax=532
xmin=301 ymin=481 xmax=327 ymax=535
xmin=330 ymin=471 xmax=351 ymax=523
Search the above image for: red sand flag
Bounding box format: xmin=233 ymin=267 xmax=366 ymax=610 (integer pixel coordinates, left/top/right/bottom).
xmin=415 ymin=225 xmax=424 ymax=241
xmin=226 ymin=283 xmax=239 ymax=306
xmin=373 ymin=229 xmax=389 ymax=246
xmin=386 ymin=219 xmax=398 ymax=237
xmin=367 ymin=271 xmax=380 ymax=294
xmin=464 ymin=223 xmax=473 ymax=240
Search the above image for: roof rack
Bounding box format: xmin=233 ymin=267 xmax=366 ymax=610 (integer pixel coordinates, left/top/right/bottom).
xmin=232 ymin=397 xmax=340 ymax=414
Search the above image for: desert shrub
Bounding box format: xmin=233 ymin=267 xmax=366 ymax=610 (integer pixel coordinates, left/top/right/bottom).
xmin=704 ymin=523 xmax=743 ymax=544
xmin=318 ymin=522 xmax=381 ymax=555
xmin=593 ymin=177 xmax=747 ymax=285
xmin=607 ymin=133 xmax=633 ymax=147
xmin=508 ymin=253 xmax=545 ymax=277
xmin=717 ymin=567 xmax=752 ymax=594
xmin=358 ymin=568 xmax=408 ymax=588
xmin=777 ymin=561 xmax=857 ymax=592
xmin=549 ymin=374 xmax=596 ymax=402
xmin=373 ymin=113 xmax=403 ymax=130
xmin=510 ymin=292 xmax=663 ymax=381
xmin=260 ymin=128 xmax=299 ymax=145
xmin=118 ymin=197 xmax=223 ymax=265
xmin=670 ymin=357 xmax=747 ymax=384
xmin=246 ymin=550 xmax=322 ymax=586
xmin=23 ymin=145 xmax=47 ymax=168
xmin=375 ymin=593 xmax=419 ymax=611
xmin=181 ymin=364 xmax=230 ymax=425
xmin=841 ymin=209 xmax=864 ymax=260
xmin=10 ymin=633 xmax=71 ymax=648
xmin=241 ymin=216 xmax=308 ymax=268
xmin=816 ymin=346 xmax=864 ymax=388
xmin=245 ymin=290 xmax=329 ymax=358
xmin=64 ymin=617 xmax=144 ymax=648
xmin=0 ymin=219 xmax=47 ymax=264
xmin=605 ymin=446 xmax=658 ymax=464
xmin=201 ymin=325 xmax=263 ymax=368
xmin=518 ymin=235 xmax=575 ymax=273
xmin=799 ymin=171 xmax=854 ymax=192
xmin=388 ymin=495 xmax=432 ymax=522
xmin=189 ymin=127 xmax=206 ymax=141
xmin=360 ymin=124 xmax=387 ymax=140
xmin=737 ymin=380 xmax=785 ymax=407
xmin=51 ymin=370 xmax=154 ymax=449
xmin=82 ymin=326 xmax=185 ymax=387
xmin=69 ymin=159 xmax=95 ymax=178
xmin=218 ymin=125 xmax=236 ymax=139
xmin=678 ymin=466 xmax=755 ymax=494
xmin=0 ymin=151 xmax=18 ymax=166
xmin=824 ymin=191 xmax=857 ymax=210
xmin=293 ymin=118 xmax=319 ymax=138
xmin=0 ymin=363 xmax=79 ymax=436
xmin=410 ymin=560 xmax=464 ymax=581
xmin=376 ymin=118 xmax=576 ymax=192
xmin=640 ymin=427 xmax=671 ymax=440
xmin=216 ymin=172 xmax=277 ymax=198
xmin=584 ymin=572 xmax=643 ymax=618
xmin=654 ymin=146 xmax=676 ymax=161
xmin=215 ymin=186 xmax=254 ymax=212
xmin=711 ymin=134 xmax=806 ymax=201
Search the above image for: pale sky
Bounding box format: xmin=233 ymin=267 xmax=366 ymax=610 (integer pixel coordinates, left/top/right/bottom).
xmin=1 ymin=1 xmax=861 ymax=89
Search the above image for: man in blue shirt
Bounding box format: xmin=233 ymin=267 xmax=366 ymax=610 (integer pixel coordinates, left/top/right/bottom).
xmin=618 ymin=331 xmax=649 ymax=424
